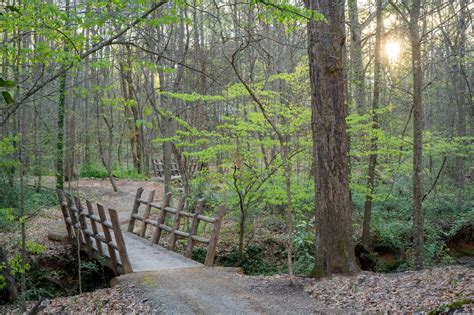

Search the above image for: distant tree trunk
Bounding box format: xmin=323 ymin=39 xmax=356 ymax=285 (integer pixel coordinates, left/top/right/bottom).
xmin=306 ymin=0 xmax=359 ymax=278
xmin=409 ymin=0 xmax=424 ymax=270
xmin=119 ymin=45 xmax=142 ymax=174
xmin=361 ymin=0 xmax=382 ymax=249
xmin=56 ymin=69 xmax=66 ymax=190
xmin=455 ymin=0 xmax=467 ymax=211
xmin=99 ymin=114 xmax=119 ymax=192
xmin=65 ymin=70 xmax=77 ymax=183
xmin=347 ymin=0 xmax=366 ymax=114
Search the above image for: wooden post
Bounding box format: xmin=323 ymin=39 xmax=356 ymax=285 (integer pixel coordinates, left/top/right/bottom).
xmin=128 ymin=187 xmax=144 ymax=233
xmin=57 ymin=190 xmax=73 ymax=239
xmin=205 ymin=204 xmax=226 ymax=266
xmin=74 ymin=196 xmax=93 ymax=254
xmin=185 ymin=199 xmax=204 ymax=258
xmin=151 ymin=192 xmax=173 ymax=244
xmin=65 ymin=194 xmax=81 ymax=244
xmin=86 ymin=200 xmax=103 ymax=256
xmin=139 ymin=190 xmax=156 ymax=238
xmin=97 ymin=203 xmax=118 ymax=274
xmin=109 ymin=208 xmax=133 ymax=274
xmin=168 ymin=197 xmax=185 ymax=251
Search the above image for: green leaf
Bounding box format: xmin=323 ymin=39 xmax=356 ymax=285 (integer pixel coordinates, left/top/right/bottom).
xmin=0 ymin=78 xmax=15 ymax=88
xmin=2 ymin=92 xmax=14 ymax=105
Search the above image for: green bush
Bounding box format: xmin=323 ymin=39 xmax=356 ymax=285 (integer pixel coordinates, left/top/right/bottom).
xmin=80 ymin=163 xmax=108 ymax=178
xmin=80 ymin=163 xmax=149 ymax=180
xmin=217 ymin=245 xmax=279 ymax=275
xmin=0 ymin=180 xmax=57 ymax=231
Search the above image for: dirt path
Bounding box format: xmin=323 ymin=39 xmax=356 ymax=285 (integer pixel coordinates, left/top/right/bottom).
xmin=41 ymin=177 xmax=164 ymax=223
xmin=112 ymin=268 xmax=343 ymax=315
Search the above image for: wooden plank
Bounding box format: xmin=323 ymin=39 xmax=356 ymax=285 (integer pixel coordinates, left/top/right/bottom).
xmin=185 ymin=199 xmax=204 ymax=258
xmin=131 ymin=214 xmax=144 ymax=221
xmin=174 ymin=230 xmax=190 ymax=238
xmin=86 ymin=200 xmax=103 ymax=256
xmin=192 ymin=235 xmax=210 ymax=244
xmin=139 ymin=190 xmax=156 ymax=238
xmin=97 ymin=203 xmax=118 ymax=274
xmin=168 ymin=197 xmax=185 ymax=251
xmin=108 ymin=208 xmax=133 ymax=274
xmin=151 ymin=192 xmax=172 ymax=244
xmin=65 ymin=194 xmax=82 ymax=245
xmin=144 ymin=219 xmax=158 ymax=226
xmin=127 ymin=187 xmax=144 ymax=233
xmin=205 ymin=204 xmax=226 ymax=266
xmin=197 ymin=215 xmax=216 ymax=223
xmin=56 ymin=190 xmax=73 ymax=239
xmin=74 ymin=197 xmax=93 ymax=254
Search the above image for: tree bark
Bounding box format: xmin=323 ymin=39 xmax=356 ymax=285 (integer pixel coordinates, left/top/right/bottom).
xmin=347 ymin=0 xmax=366 ymax=114
xmin=409 ymin=0 xmax=424 ymax=271
xmin=306 ymin=0 xmax=359 ymax=278
xmin=361 ymin=0 xmax=382 ymax=249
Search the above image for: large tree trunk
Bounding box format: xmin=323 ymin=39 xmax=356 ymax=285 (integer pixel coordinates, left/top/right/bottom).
xmin=306 ymin=0 xmax=359 ymax=278
xmin=409 ymin=0 xmax=424 ymax=270
xmin=361 ymin=0 xmax=382 ymax=249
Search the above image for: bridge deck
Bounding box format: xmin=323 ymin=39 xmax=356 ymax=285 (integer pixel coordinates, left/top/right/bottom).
xmin=124 ymin=232 xmax=203 ymax=272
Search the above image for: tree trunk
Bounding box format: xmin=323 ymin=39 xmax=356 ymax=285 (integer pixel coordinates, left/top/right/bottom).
xmin=409 ymin=0 xmax=424 ymax=270
xmin=361 ymin=0 xmax=382 ymax=249
xmin=347 ymin=0 xmax=366 ymax=114
xmin=56 ymin=69 xmax=66 ymax=190
xmin=306 ymin=0 xmax=359 ymax=278
xmin=455 ymin=0 xmax=467 ymax=211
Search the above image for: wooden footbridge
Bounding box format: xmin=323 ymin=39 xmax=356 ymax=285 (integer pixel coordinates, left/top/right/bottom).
xmin=151 ymin=159 xmax=198 ymax=182
xmin=57 ymin=188 xmax=225 ymax=275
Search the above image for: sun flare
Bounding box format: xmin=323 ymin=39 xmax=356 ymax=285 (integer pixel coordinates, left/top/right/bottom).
xmin=385 ymin=41 xmax=401 ymax=62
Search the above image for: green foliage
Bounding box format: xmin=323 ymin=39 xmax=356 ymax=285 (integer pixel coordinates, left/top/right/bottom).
xmin=80 ymin=162 xmax=109 ymax=178
xmin=191 ymin=247 xmax=207 ymax=264
xmin=80 ymin=163 xmax=148 ymax=180
xmin=292 ymin=219 xmax=315 ymax=275
xmin=428 ymin=299 xmax=474 ymax=315
xmin=252 ymin=0 xmax=326 ymax=27
xmin=218 ymin=245 xmax=279 ymax=275
xmin=0 ymin=179 xmax=57 ymax=231
xmin=112 ymin=166 xmax=149 ymax=180
xmin=0 ymin=77 xmax=15 ymax=105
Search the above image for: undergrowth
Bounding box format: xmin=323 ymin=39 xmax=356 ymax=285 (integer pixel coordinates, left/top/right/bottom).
xmin=80 ymin=162 xmax=148 ymax=180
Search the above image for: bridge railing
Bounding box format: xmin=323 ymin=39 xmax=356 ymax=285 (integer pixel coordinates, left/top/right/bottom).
xmin=151 ymin=159 xmax=198 ymax=181
xmin=128 ymin=187 xmax=225 ymax=266
xmin=57 ymin=190 xmax=133 ymax=275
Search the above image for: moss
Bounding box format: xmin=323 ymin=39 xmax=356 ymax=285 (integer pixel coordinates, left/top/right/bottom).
xmin=141 ymin=275 xmax=157 ymax=288
xmin=428 ymin=299 xmax=473 ymax=315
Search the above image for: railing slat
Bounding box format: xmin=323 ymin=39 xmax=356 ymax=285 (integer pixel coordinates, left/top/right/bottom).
xmin=127 ymin=187 xmax=144 ymax=233
xmin=74 ymin=197 xmax=93 ymax=254
xmin=139 ymin=190 xmax=156 ymax=237
xmin=97 ymin=203 xmax=118 ymax=274
xmin=151 ymin=192 xmax=173 ymax=244
xmin=168 ymin=197 xmax=185 ymax=251
xmin=205 ymin=204 xmax=226 ymax=266
xmin=86 ymin=200 xmax=103 ymax=257
xmin=185 ymin=199 xmax=204 ymax=258
xmin=57 ymin=190 xmax=73 ymax=239
xmin=109 ymin=208 xmax=133 ymax=273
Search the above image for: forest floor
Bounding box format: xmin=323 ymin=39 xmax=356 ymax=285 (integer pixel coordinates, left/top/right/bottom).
xmin=2 ymin=178 xmax=473 ymax=314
